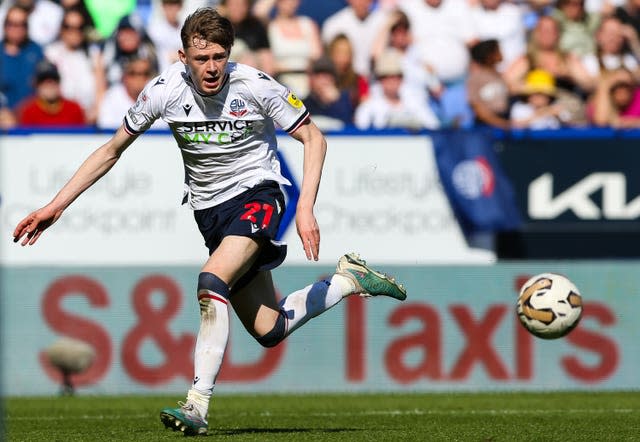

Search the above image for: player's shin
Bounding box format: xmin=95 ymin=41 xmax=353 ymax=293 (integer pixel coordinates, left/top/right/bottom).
xmin=190 ymin=272 xmax=230 ymax=419
xmin=259 ymin=274 xmax=353 ymax=345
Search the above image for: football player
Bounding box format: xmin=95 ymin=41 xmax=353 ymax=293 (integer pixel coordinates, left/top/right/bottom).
xmin=13 ymin=7 xmax=407 ymax=436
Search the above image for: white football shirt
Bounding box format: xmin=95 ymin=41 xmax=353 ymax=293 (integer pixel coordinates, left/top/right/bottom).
xmin=123 ymin=62 xmax=309 ymax=210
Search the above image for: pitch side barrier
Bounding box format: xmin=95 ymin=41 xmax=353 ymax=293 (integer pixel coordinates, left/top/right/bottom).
xmin=492 ymin=128 xmax=640 ymax=259
xmin=1 ymin=128 xmax=638 ymax=395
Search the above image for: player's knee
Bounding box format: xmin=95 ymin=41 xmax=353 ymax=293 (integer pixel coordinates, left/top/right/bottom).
xmin=198 ymin=272 xmax=230 ymax=299
xmin=197 ymin=272 xmax=230 ymax=315
xmin=255 ymin=310 xmax=287 ymax=348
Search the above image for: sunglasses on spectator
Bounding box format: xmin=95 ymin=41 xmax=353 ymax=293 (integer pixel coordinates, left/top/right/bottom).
xmin=62 ymin=23 xmax=84 ymax=30
xmin=126 ymin=70 xmax=152 ymax=77
xmin=611 ymin=81 xmax=634 ymax=90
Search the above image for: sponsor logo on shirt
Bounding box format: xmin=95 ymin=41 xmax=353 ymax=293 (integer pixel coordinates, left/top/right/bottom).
xmin=128 ymin=93 xmax=149 ymax=124
xmin=286 ymin=91 xmax=302 ymax=109
xmin=175 ymin=120 xmax=255 ymax=144
xmin=132 ymin=93 xmax=147 ymax=113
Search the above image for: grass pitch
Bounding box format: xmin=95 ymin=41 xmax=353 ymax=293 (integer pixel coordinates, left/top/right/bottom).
xmin=4 ymin=392 xmax=640 ymax=441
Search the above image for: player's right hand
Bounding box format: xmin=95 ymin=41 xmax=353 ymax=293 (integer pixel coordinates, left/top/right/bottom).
xmin=12 ymin=205 xmax=62 ymax=246
xmin=295 ymin=208 xmax=320 ymax=261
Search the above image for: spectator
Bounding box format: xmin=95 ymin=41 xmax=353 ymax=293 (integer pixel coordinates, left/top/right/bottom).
xmin=510 ymin=69 xmax=568 ymax=129
xmin=589 ymin=67 xmax=640 ymax=127
xmin=44 ymin=7 xmax=100 ymax=124
xmin=582 ymin=16 xmax=640 ymax=80
xmin=219 ymin=0 xmax=274 ymax=74
xmin=303 ymin=56 xmax=354 ymax=130
xmin=470 ymin=0 xmax=527 ymax=71
xmin=504 ymin=15 xmax=594 ymax=97
xmin=147 ymin=0 xmax=184 ymax=73
xmin=97 ymin=56 xmax=167 ymax=130
xmin=0 ymin=5 xmax=45 ymax=110
xmin=0 ymin=91 xmax=17 ymax=130
xmin=354 ymin=48 xmax=440 ymax=130
xmin=321 ymin=0 xmax=389 ymax=77
xmin=466 ymin=39 xmax=511 ymax=130
xmin=398 ymin=0 xmax=475 ymax=85
xmin=614 ymin=0 xmax=640 ymax=39
xmin=551 ymin=0 xmax=600 ymax=57
xmin=398 ymin=0 xmax=476 ymax=127
xmin=268 ymin=0 xmax=323 ymax=99
xmin=98 ymin=14 xmax=159 ymax=89
xmin=17 ymin=60 xmax=86 ymax=126
xmin=0 ymin=0 xmax=64 ymax=47
xmin=59 ymin=0 xmax=98 ymax=41
xmin=327 ymin=34 xmax=369 ymax=106
xmin=371 ymin=9 xmax=443 ymax=101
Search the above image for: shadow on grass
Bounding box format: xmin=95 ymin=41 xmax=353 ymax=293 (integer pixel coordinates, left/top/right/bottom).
xmin=216 ymin=427 xmax=362 ymax=436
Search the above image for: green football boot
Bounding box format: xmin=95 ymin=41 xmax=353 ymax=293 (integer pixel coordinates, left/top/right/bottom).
xmin=160 ymin=402 xmax=208 ymax=436
xmin=336 ymin=253 xmax=407 ymax=301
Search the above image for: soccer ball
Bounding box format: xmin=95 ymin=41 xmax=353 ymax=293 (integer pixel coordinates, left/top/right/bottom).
xmin=516 ymin=273 xmax=583 ymax=339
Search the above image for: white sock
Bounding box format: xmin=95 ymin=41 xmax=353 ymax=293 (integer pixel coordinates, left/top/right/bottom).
xmin=280 ymin=274 xmax=353 ymax=337
xmin=191 ymin=294 xmax=229 ymax=418
xmin=186 ymin=389 xmax=210 ymax=421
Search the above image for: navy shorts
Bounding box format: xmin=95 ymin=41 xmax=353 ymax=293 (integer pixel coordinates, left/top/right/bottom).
xmin=194 ymin=181 xmax=287 ymax=289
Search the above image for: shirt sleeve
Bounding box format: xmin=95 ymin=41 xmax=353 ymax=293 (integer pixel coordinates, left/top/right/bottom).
xmin=255 ymin=72 xmax=309 ymax=133
xmin=123 ymin=76 xmax=164 ymax=135
xmin=354 ymin=100 xmax=374 ymax=130
xmin=510 ymin=101 xmax=531 ymax=122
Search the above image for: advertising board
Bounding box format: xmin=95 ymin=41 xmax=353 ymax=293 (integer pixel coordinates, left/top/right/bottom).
xmin=497 ymin=135 xmax=640 ymax=257
xmin=0 ymin=133 xmax=493 ymax=265
xmin=0 ymin=262 xmax=634 ymax=395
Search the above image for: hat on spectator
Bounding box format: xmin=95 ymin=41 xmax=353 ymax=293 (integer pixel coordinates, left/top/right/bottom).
xmin=310 ymin=56 xmax=337 ymax=77
xmin=35 ymin=60 xmax=61 ymax=83
xmin=523 ymin=69 xmax=556 ymax=96
xmin=390 ymin=12 xmax=410 ymax=32
xmin=374 ymin=49 xmax=404 ymax=78
xmin=117 ymin=14 xmax=144 ymax=33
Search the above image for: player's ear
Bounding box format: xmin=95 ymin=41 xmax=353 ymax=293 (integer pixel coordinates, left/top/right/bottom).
xmin=178 ymin=49 xmax=187 ymax=65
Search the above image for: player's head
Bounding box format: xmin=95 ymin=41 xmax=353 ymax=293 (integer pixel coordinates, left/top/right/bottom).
xmin=179 ymin=7 xmax=234 ymax=95
xmin=180 ymin=8 xmax=234 ymax=54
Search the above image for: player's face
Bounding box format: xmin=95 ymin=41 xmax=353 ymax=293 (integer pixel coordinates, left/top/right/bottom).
xmin=179 ymin=39 xmax=230 ymax=95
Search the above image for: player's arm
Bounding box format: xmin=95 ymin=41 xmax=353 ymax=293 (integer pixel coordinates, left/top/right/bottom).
xmin=289 ymin=118 xmax=327 ymax=261
xmin=13 ymin=125 xmax=138 ymax=246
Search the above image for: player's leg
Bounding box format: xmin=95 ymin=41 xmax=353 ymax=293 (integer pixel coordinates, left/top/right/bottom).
xmin=232 ymin=253 xmax=407 ymax=348
xmin=161 ymin=235 xmax=260 ymax=436
xmin=162 ymin=182 xmax=286 ymax=435
xmin=231 ymin=269 xmax=351 ymax=346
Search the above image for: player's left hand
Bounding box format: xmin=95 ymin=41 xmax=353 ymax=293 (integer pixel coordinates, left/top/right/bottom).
xmin=295 ymin=209 xmax=320 ymax=261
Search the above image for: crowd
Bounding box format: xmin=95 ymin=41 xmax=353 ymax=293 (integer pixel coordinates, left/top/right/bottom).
xmin=3 ymin=0 xmax=640 ymax=131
